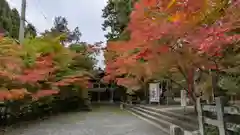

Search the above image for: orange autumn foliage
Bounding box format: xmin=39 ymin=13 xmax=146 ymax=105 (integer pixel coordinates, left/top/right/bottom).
xmin=32 ymin=90 xmax=59 ymax=100
xmin=0 ymin=89 xmax=30 ymax=101
xmin=104 ymin=0 xmax=240 ymax=91
xmin=17 ymin=55 xmax=56 ymax=84
xmin=53 ymin=75 xmax=90 ymax=88
xmin=0 ymin=39 xmax=93 ymax=101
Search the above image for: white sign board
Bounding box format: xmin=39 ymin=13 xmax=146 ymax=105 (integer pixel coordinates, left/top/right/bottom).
xmin=149 ymin=83 xmax=160 ymax=103
xmin=181 ymin=90 xmax=187 ymax=107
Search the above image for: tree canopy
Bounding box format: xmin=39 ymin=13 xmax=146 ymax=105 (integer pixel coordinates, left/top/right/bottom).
xmin=102 ymin=0 xmax=134 ymax=41
xmin=0 ymin=5 xmax=100 ymax=108
xmin=0 ymin=0 xmax=37 ymax=39
xmin=103 ymin=0 xmax=240 ymax=102
xmin=42 ymin=16 xmax=82 ymax=45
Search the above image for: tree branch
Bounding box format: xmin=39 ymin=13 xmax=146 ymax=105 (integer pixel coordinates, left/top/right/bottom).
xmin=177 ymin=64 xmax=188 ymax=80
xmin=164 ymin=75 xmax=187 ymax=91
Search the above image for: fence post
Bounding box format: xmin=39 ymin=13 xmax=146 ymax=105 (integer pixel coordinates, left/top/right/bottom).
xmin=120 ymin=102 xmax=123 ymax=110
xmin=197 ymin=98 xmax=204 ymax=135
xmin=215 ymin=97 xmax=226 ymax=135
xmin=170 ymin=125 xmax=183 ymax=135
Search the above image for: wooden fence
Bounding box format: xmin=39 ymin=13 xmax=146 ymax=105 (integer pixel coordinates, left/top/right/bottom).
xmin=197 ymin=97 xmax=240 ymax=135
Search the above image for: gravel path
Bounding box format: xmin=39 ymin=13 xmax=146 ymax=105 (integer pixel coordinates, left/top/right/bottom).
xmin=3 ymin=105 xmax=166 ymax=135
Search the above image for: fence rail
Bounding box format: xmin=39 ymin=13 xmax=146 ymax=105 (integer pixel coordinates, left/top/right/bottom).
xmin=197 ymin=97 xmax=240 ymax=135
xmin=202 ymin=105 xmax=240 ymax=115
xmin=121 ymin=98 xmax=240 ymax=135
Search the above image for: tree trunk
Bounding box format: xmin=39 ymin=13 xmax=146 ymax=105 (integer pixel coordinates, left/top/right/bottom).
xmin=188 ymin=68 xmax=198 ymax=114
xmin=189 ymin=91 xmax=197 ymax=113
xmin=143 ymin=83 xmax=148 ymax=104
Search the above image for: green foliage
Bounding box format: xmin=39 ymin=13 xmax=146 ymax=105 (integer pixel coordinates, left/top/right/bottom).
xmin=218 ymin=26 xmax=240 ymax=95
xmin=0 ymin=0 xmax=16 ymax=38
xmin=0 ymin=0 xmax=37 ymax=39
xmin=42 ymin=16 xmax=82 ymax=44
xmin=129 ymin=48 xmax=140 ymax=54
xmin=204 ymin=125 xmax=219 ymax=135
xmin=102 ymin=0 xmax=133 ymax=41
xmin=53 ymin=43 xmax=96 ymax=84
xmin=10 ymin=8 xmax=20 ymax=38
xmin=69 ymin=42 xmax=88 ymax=54
xmin=25 ymin=23 xmax=37 ymax=38
xmin=22 ymin=36 xmax=72 ymax=67
xmin=69 ymin=43 xmax=97 ymax=69
xmin=218 ymin=75 xmax=240 ymax=95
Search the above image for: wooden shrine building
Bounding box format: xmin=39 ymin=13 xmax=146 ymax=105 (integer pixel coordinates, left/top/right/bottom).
xmin=88 ymin=69 xmax=115 ymax=103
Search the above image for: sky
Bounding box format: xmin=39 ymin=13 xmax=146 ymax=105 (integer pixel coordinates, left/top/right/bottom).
xmin=6 ymin=0 xmax=107 ymax=69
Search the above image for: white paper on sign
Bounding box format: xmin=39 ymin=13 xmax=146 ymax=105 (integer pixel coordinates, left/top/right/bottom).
xmin=149 ymin=83 xmax=160 ymax=103
xmin=181 ymin=90 xmax=187 ymax=107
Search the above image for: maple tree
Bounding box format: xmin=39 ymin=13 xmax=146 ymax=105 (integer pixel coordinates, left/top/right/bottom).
xmin=0 ymin=35 xmax=98 ymax=116
xmin=0 ymin=12 xmax=101 ymax=124
xmin=104 ymin=0 xmax=240 ymax=104
xmin=0 ymin=35 xmax=100 ymax=125
xmin=0 ymin=37 xmax=23 ymax=80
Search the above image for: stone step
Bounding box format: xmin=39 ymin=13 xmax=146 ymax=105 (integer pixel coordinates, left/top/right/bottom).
xmin=133 ymin=106 xmax=198 ymax=131
xmin=139 ymin=105 xmax=198 ymax=128
xmin=129 ymin=107 xmax=170 ymax=134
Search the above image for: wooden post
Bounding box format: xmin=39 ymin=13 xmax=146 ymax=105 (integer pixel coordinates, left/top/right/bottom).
xmin=188 ymin=68 xmax=194 ymax=99
xmin=158 ymin=82 xmax=161 ymax=105
xmin=160 ymin=81 xmax=163 ymax=105
xmin=211 ymin=70 xmax=217 ymax=99
xmin=129 ymin=95 xmax=132 ymax=105
xmin=120 ymin=102 xmax=123 ymax=110
xmin=110 ymin=89 xmax=114 ymax=103
xmin=197 ymin=98 xmax=204 ymax=135
xmin=166 ymin=80 xmax=169 ymax=105
xmin=215 ymin=97 xmax=226 ymax=135
xmin=98 ymin=92 xmax=101 ymax=103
